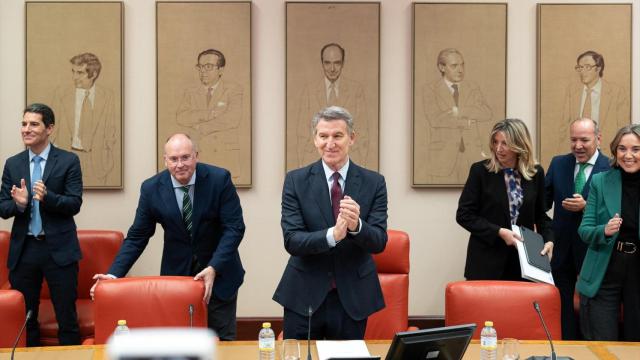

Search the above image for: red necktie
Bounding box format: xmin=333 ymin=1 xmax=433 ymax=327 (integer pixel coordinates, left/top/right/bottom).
xmin=331 ymin=172 xmax=342 ymax=221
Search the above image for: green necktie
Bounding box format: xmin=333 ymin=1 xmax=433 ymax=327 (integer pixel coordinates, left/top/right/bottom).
xmin=574 ymin=163 xmax=589 ymax=194
xmin=181 ymin=185 xmax=193 ymax=237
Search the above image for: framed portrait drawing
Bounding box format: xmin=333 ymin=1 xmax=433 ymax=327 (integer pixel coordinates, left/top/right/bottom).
xmin=157 ymin=1 xmax=252 ymax=187
xmin=26 ymin=1 xmax=123 ymax=189
xmin=538 ymin=4 xmax=631 ymax=168
xmin=413 ymin=3 xmax=507 ymax=187
xmin=286 ymin=2 xmax=380 ymax=172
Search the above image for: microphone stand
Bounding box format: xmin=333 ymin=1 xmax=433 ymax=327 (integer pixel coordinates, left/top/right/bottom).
xmin=526 ymin=301 xmax=573 ymax=360
xmin=11 ymin=310 xmax=32 ymax=360
xmin=307 ymin=306 xmax=313 ymax=360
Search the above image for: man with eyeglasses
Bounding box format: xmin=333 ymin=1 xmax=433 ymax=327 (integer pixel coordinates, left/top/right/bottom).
xmin=91 ymin=133 xmax=245 ymax=340
xmin=559 ymin=50 xmax=629 ymax=153
xmin=176 ymin=48 xmax=243 ymax=180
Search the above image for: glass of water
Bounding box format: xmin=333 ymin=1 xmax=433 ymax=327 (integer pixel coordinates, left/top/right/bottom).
xmin=502 ymin=338 xmax=520 ymax=360
xmin=282 ymin=339 xmax=301 ymax=360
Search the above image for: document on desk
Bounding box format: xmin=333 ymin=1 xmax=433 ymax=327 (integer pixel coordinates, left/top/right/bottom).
xmin=316 ymin=340 xmax=376 ymax=360
xmin=512 ymin=225 xmax=554 ymax=285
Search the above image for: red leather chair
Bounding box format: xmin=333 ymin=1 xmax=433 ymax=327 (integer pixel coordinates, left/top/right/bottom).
xmin=0 ymin=289 xmax=26 ymax=348
xmin=365 ymin=229 xmax=413 ymax=339
xmin=445 ymin=280 xmax=561 ymax=340
xmin=93 ymin=276 xmax=208 ymax=344
xmin=39 ymin=230 xmax=124 ymax=345
xmin=0 ymin=230 xmax=10 ymax=289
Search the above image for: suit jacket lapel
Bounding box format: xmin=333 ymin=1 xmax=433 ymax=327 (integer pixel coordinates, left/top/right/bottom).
xmin=159 ymin=172 xmax=190 ymax=239
xmin=584 ymin=152 xmax=609 ymax=197
xmin=437 ymin=80 xmax=455 ymax=108
xmin=42 ymin=145 xmax=57 ymax=183
xmin=191 ymin=165 xmax=209 ymax=239
xmin=19 ymin=151 xmax=31 ymax=193
xmin=309 ymin=161 xmax=333 ymax=227
xmin=603 ymin=169 xmax=621 ymax=218
xmin=492 ymin=170 xmax=510 ymax=222
xmin=599 ymin=80 xmax=613 ymax=120
xmin=343 ymin=161 xmax=362 ymax=203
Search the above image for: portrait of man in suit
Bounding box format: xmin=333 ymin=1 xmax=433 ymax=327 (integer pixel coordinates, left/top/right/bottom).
xmin=51 ymin=52 xmax=117 ymax=188
xmin=421 ymin=48 xmax=493 ymax=184
xmin=91 ymin=133 xmax=245 ymax=340
xmin=176 ymin=49 xmax=243 ymax=181
xmin=275 ymin=106 xmax=387 ymax=340
xmin=295 ymin=43 xmax=369 ymax=168
xmin=545 ymin=117 xmax=610 ymax=340
xmin=0 ymin=103 xmax=83 ymax=346
xmin=558 ymin=50 xmax=630 ymax=154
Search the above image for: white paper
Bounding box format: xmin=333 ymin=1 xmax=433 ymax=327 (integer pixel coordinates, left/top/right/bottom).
xmin=512 ymin=225 xmax=555 ymax=285
xmin=316 ymin=340 xmax=372 ymax=360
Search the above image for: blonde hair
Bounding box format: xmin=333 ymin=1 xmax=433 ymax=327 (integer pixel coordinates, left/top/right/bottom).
xmin=485 ymin=119 xmax=538 ymax=180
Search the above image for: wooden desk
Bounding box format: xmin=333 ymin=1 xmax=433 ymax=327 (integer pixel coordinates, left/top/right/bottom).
xmin=1 ymin=340 xmax=639 ymax=360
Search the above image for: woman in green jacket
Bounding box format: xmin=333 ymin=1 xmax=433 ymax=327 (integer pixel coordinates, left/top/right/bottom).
xmin=577 ymin=124 xmax=640 ymax=341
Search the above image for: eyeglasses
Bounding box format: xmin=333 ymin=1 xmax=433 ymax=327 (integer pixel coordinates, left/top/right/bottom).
xmin=166 ymin=154 xmax=195 ymax=165
xmin=195 ymin=63 xmax=219 ymax=72
xmin=574 ymin=64 xmax=598 ymax=72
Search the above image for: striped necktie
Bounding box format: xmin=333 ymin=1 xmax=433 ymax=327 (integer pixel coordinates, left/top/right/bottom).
xmin=181 ymin=185 xmax=193 ymax=238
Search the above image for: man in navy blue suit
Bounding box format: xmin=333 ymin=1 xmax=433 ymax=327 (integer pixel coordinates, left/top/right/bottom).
xmin=0 ymin=103 xmax=83 ymax=346
xmin=91 ymin=133 xmax=245 ymax=340
xmin=545 ymin=117 xmax=610 ymax=339
xmin=274 ymin=106 xmax=388 ymax=340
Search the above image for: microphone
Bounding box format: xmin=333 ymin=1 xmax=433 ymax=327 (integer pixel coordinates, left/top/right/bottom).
xmin=307 ymin=305 xmax=313 ymax=360
xmin=526 ymin=301 xmax=573 ymax=360
xmin=11 ymin=309 xmax=32 ymax=360
xmin=188 ymin=304 xmax=194 ymax=328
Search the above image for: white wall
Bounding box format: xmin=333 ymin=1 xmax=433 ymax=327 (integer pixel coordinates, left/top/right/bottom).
xmin=1 ymin=0 xmax=638 ymax=317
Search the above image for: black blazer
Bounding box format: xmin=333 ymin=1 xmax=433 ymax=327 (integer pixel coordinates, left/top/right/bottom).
xmin=107 ymin=163 xmax=245 ymax=301
xmin=0 ymin=145 xmax=83 ymax=269
xmin=456 ymin=160 xmax=553 ymax=279
xmin=544 ymin=152 xmax=610 ymax=270
xmin=273 ymin=160 xmax=387 ymax=320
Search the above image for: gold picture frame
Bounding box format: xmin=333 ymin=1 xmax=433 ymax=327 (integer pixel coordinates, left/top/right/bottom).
xmin=26 ymin=1 xmax=124 ymax=189
xmin=157 ymin=1 xmax=252 ymax=187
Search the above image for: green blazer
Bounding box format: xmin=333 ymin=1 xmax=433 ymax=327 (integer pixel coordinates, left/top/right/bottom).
xmin=577 ymin=168 xmax=625 ymax=298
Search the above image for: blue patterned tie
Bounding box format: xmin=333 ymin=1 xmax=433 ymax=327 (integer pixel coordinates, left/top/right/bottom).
xmin=30 ymin=155 xmax=43 ymax=236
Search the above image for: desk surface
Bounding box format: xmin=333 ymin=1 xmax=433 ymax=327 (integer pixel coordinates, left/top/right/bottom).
xmin=1 ymin=340 xmax=639 ymax=360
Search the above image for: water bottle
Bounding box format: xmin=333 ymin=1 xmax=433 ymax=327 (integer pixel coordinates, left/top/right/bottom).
xmin=258 ymin=322 xmax=275 ymax=360
xmin=114 ymin=319 xmax=130 ymax=336
xmin=480 ymin=321 xmax=497 ymax=360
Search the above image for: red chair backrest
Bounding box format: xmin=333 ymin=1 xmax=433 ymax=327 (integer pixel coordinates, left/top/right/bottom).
xmin=93 ymin=276 xmax=207 ymax=344
xmin=365 ymin=230 xmax=410 ymax=339
xmin=0 ymin=289 xmax=26 ymax=348
xmin=0 ymin=231 xmax=10 ymax=289
xmin=445 ymin=280 xmax=561 ymax=340
xmin=41 ymin=230 xmax=124 ymax=299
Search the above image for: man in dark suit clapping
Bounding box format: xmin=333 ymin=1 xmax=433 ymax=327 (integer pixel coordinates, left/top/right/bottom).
xmin=0 ymin=103 xmax=83 ymax=346
xmin=274 ymin=106 xmax=388 ymax=340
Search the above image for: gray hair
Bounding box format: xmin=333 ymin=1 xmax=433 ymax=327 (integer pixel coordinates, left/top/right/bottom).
xmin=570 ymin=117 xmax=600 ymax=136
xmin=311 ymin=106 xmax=354 ymax=135
xmin=437 ymin=48 xmax=463 ymax=73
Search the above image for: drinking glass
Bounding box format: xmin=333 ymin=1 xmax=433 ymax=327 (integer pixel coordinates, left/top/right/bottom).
xmin=502 ymin=338 xmax=520 ymax=360
xmin=282 ymin=339 xmax=301 ymax=360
